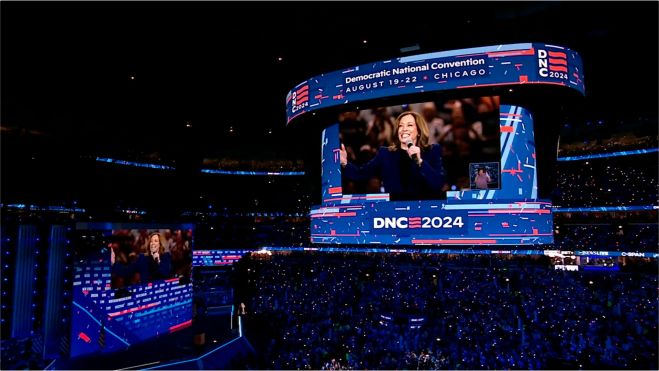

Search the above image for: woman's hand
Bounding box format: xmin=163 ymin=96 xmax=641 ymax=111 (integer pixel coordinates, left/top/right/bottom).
xmin=407 ymin=144 xmax=422 ymax=165
xmin=340 ymin=143 xmax=348 ymax=166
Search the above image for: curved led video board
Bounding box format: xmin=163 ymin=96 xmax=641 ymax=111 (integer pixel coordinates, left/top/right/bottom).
xmin=296 ymin=43 xmax=585 ymax=247
xmin=313 ymin=101 xmax=557 ymax=246
xmin=286 ymin=43 xmax=584 ymax=124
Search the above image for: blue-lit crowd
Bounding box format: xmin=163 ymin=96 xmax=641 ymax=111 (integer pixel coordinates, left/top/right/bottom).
xmin=558 ymin=132 xmax=657 ymax=157
xmin=554 ymin=154 xmax=658 ymax=207
xmin=553 ymin=224 xmax=658 ymax=252
xmin=236 ymin=252 xmax=658 ymax=370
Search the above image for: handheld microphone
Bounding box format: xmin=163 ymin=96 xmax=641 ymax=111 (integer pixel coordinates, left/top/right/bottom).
xmin=405 ymin=138 xmax=421 ymax=166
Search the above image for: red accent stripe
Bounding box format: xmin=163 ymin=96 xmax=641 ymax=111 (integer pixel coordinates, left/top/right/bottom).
xmin=169 ymin=319 xmax=192 ymax=333
xmin=489 ymin=233 xmax=552 ymax=236
xmin=412 ymin=239 xmax=498 ymax=244
xmin=108 ymin=302 xmax=161 ymax=317
xmin=328 ymin=186 xmax=342 ymax=194
xmin=500 ymin=113 xmax=522 ymax=117
xmin=500 ymin=126 xmax=514 ymax=133
xmin=296 ymin=96 xmax=309 ymax=104
xmin=296 ymin=85 xmax=309 ymax=93
xmin=222 ymin=255 xmax=242 ymax=260
xmin=468 ymin=214 xmax=496 ymax=216
xmin=548 ymin=58 xmax=567 ymax=65
xmin=487 ymin=48 xmax=535 ymax=57
xmin=310 ymin=212 xmax=357 ymax=218
xmin=549 ymin=65 xmax=568 ymax=72
xmin=165 ymin=278 xmax=180 ymax=283
xmin=548 ymin=51 xmax=566 ymax=58
xmin=316 ymin=205 xmax=364 ymax=211
xmin=287 ymin=110 xmax=306 ymax=123
xmin=529 ymin=81 xmax=567 ymax=87
xmin=296 ymin=90 xmax=309 ymax=100
xmin=78 ymin=332 xmax=91 ymax=343
xmin=323 ymin=195 xmax=389 ymax=202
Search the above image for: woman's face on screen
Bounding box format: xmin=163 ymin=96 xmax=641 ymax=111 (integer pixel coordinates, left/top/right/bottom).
xmin=149 ymin=234 xmax=160 ymax=254
xmin=398 ymin=114 xmax=418 ymax=147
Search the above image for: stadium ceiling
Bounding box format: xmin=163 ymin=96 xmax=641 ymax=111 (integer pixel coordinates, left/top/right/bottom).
xmin=2 ymin=1 xmax=657 ymax=159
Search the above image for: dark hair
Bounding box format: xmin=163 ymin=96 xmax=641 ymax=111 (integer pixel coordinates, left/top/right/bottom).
xmin=388 ymin=111 xmax=430 ymax=151
xmin=147 ymin=232 xmax=166 ymax=256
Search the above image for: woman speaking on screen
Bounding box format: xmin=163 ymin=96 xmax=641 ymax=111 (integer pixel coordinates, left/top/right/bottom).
xmin=340 ymin=111 xmax=446 ymax=201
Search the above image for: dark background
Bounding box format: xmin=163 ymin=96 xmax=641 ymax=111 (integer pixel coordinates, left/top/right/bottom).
xmin=2 ymin=1 xmax=657 ymax=213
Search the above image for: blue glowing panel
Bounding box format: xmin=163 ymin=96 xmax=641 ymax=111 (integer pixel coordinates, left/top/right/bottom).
xmin=263 ymin=246 xmax=658 ymax=258
xmin=557 ymin=148 xmax=659 ymax=161
xmin=320 ymin=124 xmax=345 ymax=202
xmin=446 ymin=105 xmax=539 ymax=200
xmin=310 ymin=104 xmax=553 ymax=246
xmin=574 ymin=251 xmax=659 ymax=258
xmin=287 ymin=43 xmax=584 ymax=123
xmin=95 ymin=157 xmax=175 ymax=170
xmin=192 ymin=250 xmax=249 ymax=266
xmin=201 ymin=169 xmax=304 ymax=176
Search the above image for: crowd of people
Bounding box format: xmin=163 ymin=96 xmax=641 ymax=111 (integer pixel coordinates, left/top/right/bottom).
xmin=554 ymin=223 xmax=658 ymax=252
xmin=234 ymin=252 xmax=657 ymax=370
xmin=553 ymin=154 xmax=658 ymax=207
xmin=558 ymin=134 xmax=657 ymax=157
xmin=195 ymin=217 xmax=310 ymax=249
xmin=558 ymin=116 xmax=657 ymax=157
